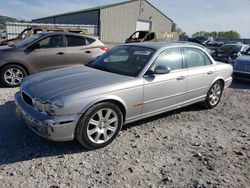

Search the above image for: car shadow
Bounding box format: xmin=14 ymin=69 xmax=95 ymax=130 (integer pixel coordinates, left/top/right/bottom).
xmin=0 ymin=100 xmax=205 ymax=166
xmin=230 ymin=80 xmax=250 ymax=90
xmin=0 ymin=101 xmax=86 ymax=166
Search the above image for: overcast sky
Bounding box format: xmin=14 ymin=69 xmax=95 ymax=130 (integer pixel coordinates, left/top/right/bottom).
xmin=0 ymin=0 xmax=249 ymax=37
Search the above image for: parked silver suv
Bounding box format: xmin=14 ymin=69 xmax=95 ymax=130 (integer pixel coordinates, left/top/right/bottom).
xmin=0 ymin=32 xmax=108 ymax=87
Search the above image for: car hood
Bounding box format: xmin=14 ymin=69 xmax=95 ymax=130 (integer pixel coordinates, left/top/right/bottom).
xmin=235 ymin=55 xmax=250 ymax=62
xmin=21 ymin=66 xmax=133 ymax=102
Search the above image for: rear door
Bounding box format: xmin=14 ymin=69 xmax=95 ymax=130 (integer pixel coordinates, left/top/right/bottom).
xmin=27 ymin=34 xmax=66 ymax=73
xmin=65 ymin=35 xmax=95 ymax=65
xmin=183 ymin=47 xmax=216 ymax=101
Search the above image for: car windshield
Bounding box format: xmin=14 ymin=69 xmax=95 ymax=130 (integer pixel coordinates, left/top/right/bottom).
xmin=131 ymin=31 xmax=149 ymax=40
xmin=88 ymin=46 xmax=155 ymax=77
xmin=220 ymin=44 xmax=242 ymax=53
xmin=15 ymin=33 xmax=45 ymax=48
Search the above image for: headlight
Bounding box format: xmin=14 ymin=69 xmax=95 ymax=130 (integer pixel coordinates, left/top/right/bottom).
xmin=35 ymin=100 xmax=45 ymax=112
xmin=34 ymin=99 xmax=64 ymax=115
xmin=45 ymin=100 xmax=64 ymax=115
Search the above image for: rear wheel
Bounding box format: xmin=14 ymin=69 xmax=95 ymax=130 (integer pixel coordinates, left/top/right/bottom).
xmin=204 ymin=81 xmax=223 ymax=109
xmin=0 ymin=64 xmax=27 ymax=87
xmin=76 ymin=102 xmax=123 ymax=149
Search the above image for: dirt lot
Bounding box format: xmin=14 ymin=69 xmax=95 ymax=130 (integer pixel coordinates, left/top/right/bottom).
xmin=0 ymin=81 xmax=249 ymax=188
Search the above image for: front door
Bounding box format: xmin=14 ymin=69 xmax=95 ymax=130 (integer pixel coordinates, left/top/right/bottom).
xmin=142 ymin=48 xmax=188 ymax=117
xmin=27 ymin=34 xmax=66 ymax=73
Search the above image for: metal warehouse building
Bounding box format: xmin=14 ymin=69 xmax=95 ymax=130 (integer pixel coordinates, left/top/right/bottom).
xmin=32 ymin=0 xmax=173 ymax=43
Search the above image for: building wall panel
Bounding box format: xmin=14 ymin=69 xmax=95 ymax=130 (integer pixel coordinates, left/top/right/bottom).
xmin=100 ymin=0 xmax=172 ymax=43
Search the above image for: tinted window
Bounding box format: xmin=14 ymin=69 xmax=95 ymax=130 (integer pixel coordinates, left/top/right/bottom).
xmin=67 ymin=36 xmax=86 ymax=47
xmin=184 ymin=48 xmax=207 ymax=68
xmin=38 ymin=35 xmax=63 ymax=48
xmin=88 ymin=46 xmax=155 ymax=77
xmin=85 ymin=37 xmax=95 ymax=45
xmin=154 ymin=48 xmax=183 ymax=71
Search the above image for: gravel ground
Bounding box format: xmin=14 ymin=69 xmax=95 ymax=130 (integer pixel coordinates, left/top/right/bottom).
xmin=0 ymin=80 xmax=249 ymax=188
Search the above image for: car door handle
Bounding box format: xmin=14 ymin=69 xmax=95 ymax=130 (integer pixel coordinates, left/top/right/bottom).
xmin=85 ymin=50 xmax=92 ymax=54
xmin=177 ymin=76 xmax=186 ymax=80
xmin=56 ymin=52 xmax=64 ymax=55
xmin=207 ymin=71 xmax=214 ymax=75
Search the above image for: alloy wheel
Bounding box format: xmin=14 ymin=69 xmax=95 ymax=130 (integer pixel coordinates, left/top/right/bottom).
xmin=4 ymin=68 xmax=24 ymax=86
xmin=87 ymin=108 xmax=119 ymax=144
xmin=208 ymin=83 xmax=222 ymax=106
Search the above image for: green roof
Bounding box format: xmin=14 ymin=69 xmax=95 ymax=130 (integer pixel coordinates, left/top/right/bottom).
xmin=32 ymin=0 xmax=173 ymax=22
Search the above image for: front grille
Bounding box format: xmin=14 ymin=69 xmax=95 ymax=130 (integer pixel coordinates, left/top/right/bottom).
xmin=233 ymin=72 xmax=250 ymax=79
xmin=22 ymin=92 xmax=33 ymax=106
xmin=234 ymin=61 xmax=250 ymax=71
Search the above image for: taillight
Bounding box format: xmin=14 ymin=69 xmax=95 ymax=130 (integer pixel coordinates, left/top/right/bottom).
xmin=100 ymin=47 xmax=109 ymax=52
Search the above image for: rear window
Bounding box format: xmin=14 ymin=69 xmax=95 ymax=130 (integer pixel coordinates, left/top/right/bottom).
xmin=85 ymin=37 xmax=96 ymax=45
xmin=67 ymin=35 xmax=86 ymax=47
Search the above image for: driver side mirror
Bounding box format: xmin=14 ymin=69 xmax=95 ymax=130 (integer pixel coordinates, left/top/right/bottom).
xmin=154 ymin=65 xmax=171 ymax=74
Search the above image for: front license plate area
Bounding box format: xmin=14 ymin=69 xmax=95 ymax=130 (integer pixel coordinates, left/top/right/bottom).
xmin=16 ymin=106 xmax=22 ymax=119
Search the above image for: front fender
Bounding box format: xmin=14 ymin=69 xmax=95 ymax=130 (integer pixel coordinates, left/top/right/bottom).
xmin=79 ymin=95 xmax=128 ymax=116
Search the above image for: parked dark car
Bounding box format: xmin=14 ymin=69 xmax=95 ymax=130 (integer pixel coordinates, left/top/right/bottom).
xmin=0 ymin=32 xmax=108 ymax=87
xmin=233 ymin=48 xmax=250 ymax=81
xmin=212 ymin=44 xmax=249 ymax=63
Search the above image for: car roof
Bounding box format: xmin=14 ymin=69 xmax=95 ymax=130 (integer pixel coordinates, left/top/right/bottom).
xmin=37 ymin=32 xmax=96 ymax=39
xmin=122 ymin=41 xmax=207 ymax=50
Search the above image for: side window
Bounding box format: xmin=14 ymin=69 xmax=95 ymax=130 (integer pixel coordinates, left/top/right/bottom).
xmin=184 ymin=48 xmax=207 ymax=68
xmin=67 ymin=35 xmax=86 ymax=47
xmin=203 ymin=52 xmax=213 ymax=65
xmin=38 ymin=35 xmax=63 ymax=48
xmin=85 ymin=37 xmax=96 ymax=45
xmin=153 ymin=48 xmax=183 ymax=71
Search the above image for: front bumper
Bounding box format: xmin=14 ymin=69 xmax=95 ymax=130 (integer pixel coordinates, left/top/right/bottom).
xmin=233 ymin=70 xmax=250 ymax=81
xmin=15 ymin=91 xmax=80 ymax=141
xmin=224 ymin=77 xmax=233 ymax=88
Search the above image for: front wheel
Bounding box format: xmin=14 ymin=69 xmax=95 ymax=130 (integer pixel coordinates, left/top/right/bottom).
xmin=204 ymin=81 xmax=223 ymax=109
xmin=76 ymin=102 xmax=123 ymax=149
xmin=0 ymin=64 xmax=27 ymax=87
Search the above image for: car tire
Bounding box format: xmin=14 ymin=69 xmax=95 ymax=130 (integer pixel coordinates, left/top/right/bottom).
xmin=76 ymin=102 xmax=123 ymax=150
xmin=0 ymin=64 xmax=27 ymax=87
xmin=204 ymin=81 xmax=223 ymax=109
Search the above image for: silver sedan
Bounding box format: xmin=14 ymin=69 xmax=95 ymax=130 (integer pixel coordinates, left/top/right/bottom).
xmin=15 ymin=42 xmax=233 ymax=149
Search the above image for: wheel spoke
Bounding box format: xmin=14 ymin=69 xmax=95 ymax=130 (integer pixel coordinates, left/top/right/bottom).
xmin=103 ymin=130 xmax=109 ymax=141
xmin=89 ymin=119 xmax=99 ymax=126
xmin=105 ymin=109 xmax=112 ymax=119
xmin=97 ymin=110 xmax=104 ymax=120
xmin=108 ymin=117 xmax=117 ymax=124
xmin=88 ymin=128 xmax=98 ymax=135
xmin=10 ymin=79 xmax=16 ymax=85
xmin=94 ymin=131 xmax=102 ymax=142
xmin=4 ymin=75 xmax=12 ymax=80
xmin=107 ymin=125 xmax=116 ymax=132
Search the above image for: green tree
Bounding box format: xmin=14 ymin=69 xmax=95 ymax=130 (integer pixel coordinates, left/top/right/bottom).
xmin=191 ymin=30 xmax=241 ymax=40
xmin=172 ymin=22 xmax=189 ymax=40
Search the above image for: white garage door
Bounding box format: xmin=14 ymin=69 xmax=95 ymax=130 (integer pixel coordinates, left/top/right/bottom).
xmin=136 ymin=21 xmax=151 ymax=31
